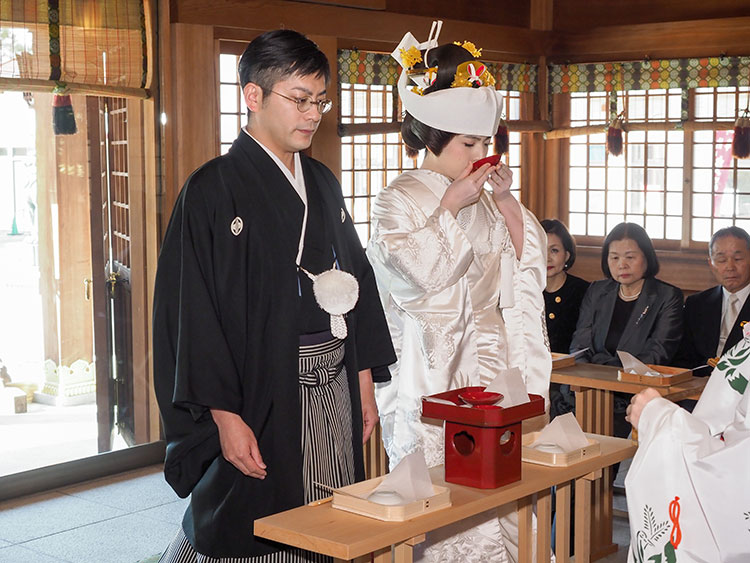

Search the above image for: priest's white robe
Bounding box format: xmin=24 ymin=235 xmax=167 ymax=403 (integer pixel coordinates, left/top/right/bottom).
xmin=625 ymin=335 xmax=750 ymax=563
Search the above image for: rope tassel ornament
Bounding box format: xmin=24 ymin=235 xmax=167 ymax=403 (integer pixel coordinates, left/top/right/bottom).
xmin=732 ymin=109 xmax=750 ymax=159
xmin=607 ymin=112 xmax=625 ymax=157
xmin=52 ymin=83 xmax=77 ymax=135
xmin=494 ymin=117 xmax=509 ymax=156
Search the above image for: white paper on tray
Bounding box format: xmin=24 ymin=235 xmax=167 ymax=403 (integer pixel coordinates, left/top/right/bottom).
xmin=530 ymin=413 xmax=589 ymax=453
xmin=617 ymin=350 xmax=662 ymax=376
xmin=485 ymin=367 xmax=530 ymax=407
xmin=421 ymin=396 xmax=457 ymax=406
xmin=571 ymin=347 xmax=589 ymax=358
xmin=368 ymin=450 xmax=434 ymax=504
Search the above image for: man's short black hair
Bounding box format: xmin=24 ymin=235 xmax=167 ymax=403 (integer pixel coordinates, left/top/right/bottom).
xmin=709 ymin=226 xmax=750 ymax=257
xmin=541 ymin=218 xmax=577 ymax=270
xmin=238 ymin=29 xmax=330 ymax=98
xmin=600 ymin=222 xmax=660 ymax=279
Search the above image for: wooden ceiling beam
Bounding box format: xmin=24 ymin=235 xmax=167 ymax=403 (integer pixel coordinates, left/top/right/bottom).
xmin=548 ymin=16 xmax=750 ymax=63
xmin=173 ymin=0 xmax=547 ymax=60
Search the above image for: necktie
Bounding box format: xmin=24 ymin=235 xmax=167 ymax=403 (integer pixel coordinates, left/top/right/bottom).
xmin=718 ymin=293 xmax=741 ymax=356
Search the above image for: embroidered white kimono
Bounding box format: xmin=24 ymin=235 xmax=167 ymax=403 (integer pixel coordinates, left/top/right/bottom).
xmin=367 ymin=169 xmax=551 ymax=562
xmin=625 ymin=336 xmax=750 ymax=563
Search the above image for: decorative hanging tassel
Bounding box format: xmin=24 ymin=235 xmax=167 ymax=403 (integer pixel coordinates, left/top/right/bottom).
xmin=607 ymin=112 xmax=624 ymax=157
xmin=330 ymin=314 xmax=348 ymax=339
xmin=494 ymin=118 xmax=509 ymax=156
xmin=732 ymin=109 xmax=750 ymax=159
xmin=52 ymin=82 xmax=77 ymax=135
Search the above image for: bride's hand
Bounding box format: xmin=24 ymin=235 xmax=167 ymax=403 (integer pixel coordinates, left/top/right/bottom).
xmin=488 ymin=163 xmax=514 ymax=206
xmin=440 ymin=162 xmax=496 ymax=217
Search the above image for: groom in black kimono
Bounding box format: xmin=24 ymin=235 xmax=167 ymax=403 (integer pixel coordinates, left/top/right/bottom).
xmin=153 ymin=30 xmax=395 ymax=561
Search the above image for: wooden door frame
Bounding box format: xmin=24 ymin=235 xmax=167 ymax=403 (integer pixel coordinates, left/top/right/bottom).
xmin=86 ymin=97 xmax=114 ymax=453
xmin=87 ymin=95 xmax=160 ymax=450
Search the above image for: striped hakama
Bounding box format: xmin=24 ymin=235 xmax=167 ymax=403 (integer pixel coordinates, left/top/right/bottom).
xmin=160 ymin=332 xmax=355 ymax=563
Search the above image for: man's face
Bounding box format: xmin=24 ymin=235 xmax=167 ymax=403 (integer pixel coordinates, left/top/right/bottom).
xmin=244 ymin=72 xmax=327 ymax=160
xmin=709 ymin=235 xmax=750 ymax=293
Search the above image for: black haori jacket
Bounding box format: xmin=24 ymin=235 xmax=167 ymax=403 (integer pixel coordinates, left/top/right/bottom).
xmin=153 ymin=132 xmax=395 ymax=558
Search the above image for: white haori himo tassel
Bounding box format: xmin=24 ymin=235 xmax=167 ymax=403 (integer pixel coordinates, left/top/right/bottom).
xmin=300 ymin=266 xmax=359 ymax=339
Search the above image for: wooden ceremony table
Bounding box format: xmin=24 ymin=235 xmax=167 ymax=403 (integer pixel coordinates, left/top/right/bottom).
xmin=255 ymin=435 xmax=636 ymax=563
xmin=550 ymin=363 xmax=708 ymax=560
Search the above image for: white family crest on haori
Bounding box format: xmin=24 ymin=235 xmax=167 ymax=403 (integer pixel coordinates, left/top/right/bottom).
xmin=230 ymin=216 xmax=243 ymax=236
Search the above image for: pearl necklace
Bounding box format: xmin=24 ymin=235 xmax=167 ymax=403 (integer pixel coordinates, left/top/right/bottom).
xmin=618 ymin=284 xmax=641 ymax=302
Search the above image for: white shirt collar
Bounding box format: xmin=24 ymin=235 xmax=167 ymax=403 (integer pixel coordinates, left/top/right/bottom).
xmin=722 ymin=283 xmax=750 ymax=308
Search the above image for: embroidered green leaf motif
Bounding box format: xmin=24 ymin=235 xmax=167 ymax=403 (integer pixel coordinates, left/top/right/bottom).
xmin=648 ymin=555 xmax=662 ymax=563
xmin=728 ymin=374 xmax=748 ymax=395
xmin=664 ymin=541 xmax=676 ymax=563
xmin=718 ymin=341 xmax=750 ymax=395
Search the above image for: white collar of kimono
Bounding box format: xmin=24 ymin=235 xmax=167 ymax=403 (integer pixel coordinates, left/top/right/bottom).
xmin=242 ymin=130 xmax=359 ymax=338
xmin=243 ymin=128 xmax=307 ymax=264
xmin=397 ymin=70 xmax=504 ymax=137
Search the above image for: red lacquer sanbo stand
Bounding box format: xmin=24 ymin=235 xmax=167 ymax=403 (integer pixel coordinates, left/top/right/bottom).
xmin=422 ymin=386 xmax=545 ymax=489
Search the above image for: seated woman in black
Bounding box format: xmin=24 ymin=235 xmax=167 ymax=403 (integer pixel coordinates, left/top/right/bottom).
xmin=542 ymin=219 xmax=590 ymax=419
xmin=542 ymin=219 xmax=590 ymax=354
xmin=570 ymin=222 xmax=683 ymax=437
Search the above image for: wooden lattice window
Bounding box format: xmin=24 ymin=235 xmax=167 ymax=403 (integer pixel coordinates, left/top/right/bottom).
xmin=568 ymin=89 xmax=685 ymax=244
xmin=219 ymin=53 xmax=243 ymax=155
xmin=339 ymin=83 xmax=416 ymax=244
xmin=568 ymin=87 xmax=750 ymax=245
xmin=691 ymin=87 xmax=750 ymax=242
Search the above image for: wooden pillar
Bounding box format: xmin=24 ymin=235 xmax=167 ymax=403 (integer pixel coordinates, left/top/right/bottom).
xmin=543 ymin=94 xmax=571 ymax=220
xmin=523 ymin=0 xmax=553 ymax=219
xmin=163 ymin=23 xmax=217 ymax=217
xmin=34 ymin=93 xmax=94 ymax=368
xmin=35 ymin=93 xmax=60 ymax=365
xmin=309 ymin=35 xmax=341 ymax=179
xmin=56 ymin=94 xmax=94 ymax=367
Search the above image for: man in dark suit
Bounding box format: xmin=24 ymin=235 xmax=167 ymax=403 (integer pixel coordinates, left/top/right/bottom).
xmin=677 ymin=226 xmax=750 ymax=377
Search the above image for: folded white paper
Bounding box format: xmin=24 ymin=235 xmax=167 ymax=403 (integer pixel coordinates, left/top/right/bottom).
xmin=617 ymin=350 xmax=662 ymax=376
xmin=368 ymin=450 xmax=435 ymax=504
xmin=530 ymin=413 xmax=589 ymax=453
xmin=485 ymin=367 xmax=530 ymax=407
xmin=421 ymin=396 xmax=457 ymax=406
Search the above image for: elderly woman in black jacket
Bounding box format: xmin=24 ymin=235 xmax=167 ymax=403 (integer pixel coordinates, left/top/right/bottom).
xmin=570 ymin=222 xmax=683 ymax=436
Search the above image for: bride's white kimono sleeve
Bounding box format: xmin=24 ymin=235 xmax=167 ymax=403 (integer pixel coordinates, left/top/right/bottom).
xmin=624 ymin=336 xmax=750 ymax=563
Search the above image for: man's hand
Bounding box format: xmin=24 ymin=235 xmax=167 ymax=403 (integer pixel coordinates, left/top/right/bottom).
xmin=210 ymin=409 xmax=267 ymax=479
xmin=625 ymin=388 xmax=661 ymax=430
xmin=359 ymin=369 xmax=378 ymax=444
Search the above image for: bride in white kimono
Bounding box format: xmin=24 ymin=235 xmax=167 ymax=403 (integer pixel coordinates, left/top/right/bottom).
xmin=366 ymin=26 xmax=551 ymax=563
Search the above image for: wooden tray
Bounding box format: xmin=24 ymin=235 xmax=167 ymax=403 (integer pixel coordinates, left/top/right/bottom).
xmin=521 ymin=432 xmax=601 ymax=467
xmin=617 ymin=364 xmax=692 ymax=386
xmin=551 ymin=352 xmax=576 ymax=369
xmin=332 ymin=476 xmax=451 ymax=522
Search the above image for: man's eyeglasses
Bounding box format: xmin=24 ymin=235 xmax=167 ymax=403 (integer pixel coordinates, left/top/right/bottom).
xmin=271 ymin=91 xmax=333 ymax=115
